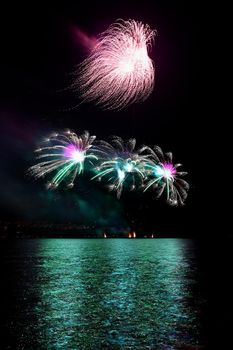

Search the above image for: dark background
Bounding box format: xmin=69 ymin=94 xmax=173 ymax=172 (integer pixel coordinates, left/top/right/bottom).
xmin=0 ymin=1 xmax=210 ymax=237
xmin=0 ymin=2 xmax=231 ymax=348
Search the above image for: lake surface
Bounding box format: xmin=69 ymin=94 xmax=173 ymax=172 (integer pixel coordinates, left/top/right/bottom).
xmin=0 ymin=239 xmax=207 ymax=349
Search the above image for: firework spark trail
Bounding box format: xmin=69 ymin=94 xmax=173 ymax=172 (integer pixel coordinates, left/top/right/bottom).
xmin=28 ymin=130 xmax=98 ymax=189
xmin=28 ymin=132 xmax=189 ymax=206
xmin=74 ymin=19 xmax=156 ymax=110
xmin=143 ymin=146 xmax=189 ymax=206
xmin=92 ymin=136 xmax=152 ymax=198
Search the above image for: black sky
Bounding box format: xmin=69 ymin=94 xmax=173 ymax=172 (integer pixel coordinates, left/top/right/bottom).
xmin=0 ymin=1 xmax=209 ymax=237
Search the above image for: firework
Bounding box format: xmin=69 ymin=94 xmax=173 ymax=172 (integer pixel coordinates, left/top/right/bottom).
xmin=74 ymin=19 xmax=156 ymax=110
xmin=92 ymin=136 xmax=151 ymax=198
xmin=143 ymin=146 xmax=189 ymax=206
xmin=28 ymin=129 xmax=190 ymax=206
xmin=28 ymin=130 xmax=98 ymax=189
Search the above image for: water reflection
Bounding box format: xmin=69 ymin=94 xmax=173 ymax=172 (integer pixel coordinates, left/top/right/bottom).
xmin=32 ymin=239 xmax=202 ymax=349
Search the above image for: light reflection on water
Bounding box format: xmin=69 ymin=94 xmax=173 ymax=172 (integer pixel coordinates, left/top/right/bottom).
xmin=2 ymin=239 xmax=204 ymax=349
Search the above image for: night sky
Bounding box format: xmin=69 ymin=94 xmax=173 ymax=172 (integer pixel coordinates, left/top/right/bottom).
xmin=0 ymin=1 xmax=208 ymax=237
xmin=0 ymin=6 xmax=231 ymax=346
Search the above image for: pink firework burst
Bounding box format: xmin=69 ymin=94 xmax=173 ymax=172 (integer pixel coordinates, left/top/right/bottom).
xmin=143 ymin=146 xmax=189 ymax=206
xmin=154 ymin=162 xmax=177 ymax=179
xmin=74 ymin=19 xmax=156 ymax=110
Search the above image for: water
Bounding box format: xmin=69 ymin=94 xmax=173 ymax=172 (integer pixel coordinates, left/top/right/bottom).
xmin=0 ymin=239 xmax=206 ymax=349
